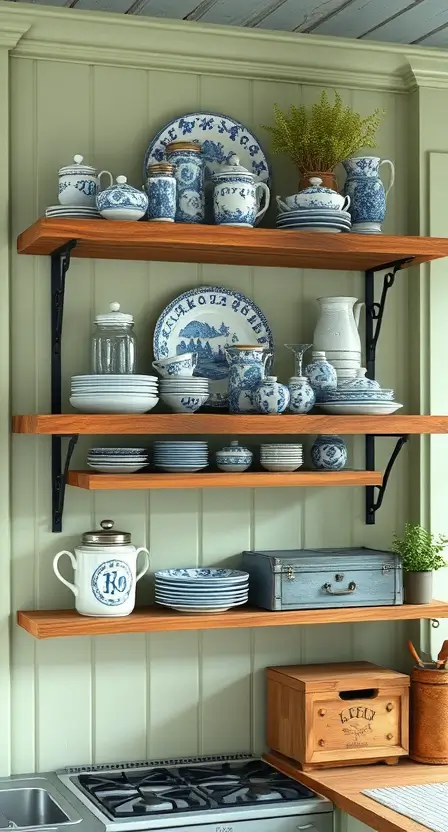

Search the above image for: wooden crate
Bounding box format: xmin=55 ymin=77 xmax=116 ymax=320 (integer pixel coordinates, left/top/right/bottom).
xmin=266 ymin=661 xmax=409 ymax=771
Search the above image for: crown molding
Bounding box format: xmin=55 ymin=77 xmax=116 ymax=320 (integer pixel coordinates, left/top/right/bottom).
xmin=403 ymin=56 xmax=448 ymax=91
xmin=0 ymin=15 xmax=31 ymax=50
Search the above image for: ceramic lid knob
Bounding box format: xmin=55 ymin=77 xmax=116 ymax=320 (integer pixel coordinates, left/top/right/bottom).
xmin=228 ymin=153 xmax=240 ymax=166
xmin=110 ymin=302 xmax=121 ymax=312
xmin=230 ymin=441 xmax=239 ymax=447
xmin=74 ymin=154 xmax=84 ymax=164
xmin=309 ymin=177 xmax=323 ymax=186
xmin=116 ymin=175 xmax=127 ymax=185
xmin=266 ymin=376 xmax=277 ymax=382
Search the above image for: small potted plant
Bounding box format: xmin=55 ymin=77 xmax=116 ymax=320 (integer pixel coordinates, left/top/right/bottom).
xmin=262 ymin=90 xmax=383 ymax=191
xmin=392 ymin=523 xmax=448 ymax=604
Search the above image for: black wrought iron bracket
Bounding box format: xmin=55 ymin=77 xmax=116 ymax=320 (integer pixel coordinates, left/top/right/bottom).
xmin=365 ymin=258 xmax=413 ymax=381
xmin=365 ymin=434 xmax=409 ymax=524
xmin=51 ymin=240 xmax=78 ymax=532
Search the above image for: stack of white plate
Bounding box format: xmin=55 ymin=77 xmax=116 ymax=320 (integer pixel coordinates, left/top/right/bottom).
xmin=70 ymin=374 xmax=159 ymax=414
xmin=276 ymin=209 xmax=351 ymax=234
xmin=324 ymin=350 xmax=361 ymax=381
xmin=159 ymin=376 xmax=210 ymax=413
xmin=153 ymin=441 xmax=208 ymax=473
xmin=154 ymin=568 xmax=250 ymax=613
xmin=260 ymin=443 xmax=303 ymax=472
xmin=88 ymin=447 xmax=150 ymax=473
xmin=45 ymin=205 xmax=101 ymax=219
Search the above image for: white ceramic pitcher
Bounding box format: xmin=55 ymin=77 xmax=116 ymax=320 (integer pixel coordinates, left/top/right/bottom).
xmin=53 ymin=519 xmax=149 ymax=617
xmin=313 ymin=296 xmax=364 ymax=354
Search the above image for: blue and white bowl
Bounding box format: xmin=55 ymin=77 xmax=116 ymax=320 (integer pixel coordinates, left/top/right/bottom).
xmin=160 ymin=392 xmax=209 ymax=413
xmin=216 ymin=440 xmax=252 ymax=472
xmin=97 ymin=175 xmax=148 ymax=221
xmin=152 ymin=353 xmax=198 ymax=378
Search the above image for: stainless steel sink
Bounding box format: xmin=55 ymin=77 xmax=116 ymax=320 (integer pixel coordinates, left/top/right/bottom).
xmin=0 ymin=781 xmax=81 ymax=830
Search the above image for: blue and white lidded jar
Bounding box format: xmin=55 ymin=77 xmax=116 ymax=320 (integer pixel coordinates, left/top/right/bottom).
xmin=96 ymin=175 xmax=149 ymax=221
xmin=212 ymin=154 xmax=270 ymax=227
xmin=216 ymin=440 xmax=253 ymax=472
xmin=52 ymin=520 xmax=150 ymax=617
xmin=145 ymin=163 xmax=177 ymax=223
xmin=166 ymin=141 xmax=204 ymax=223
xmin=58 ymin=154 xmax=113 ymax=208
xmin=254 ymin=376 xmax=290 ymax=414
xmin=288 ymin=376 xmax=316 ymax=414
xmin=311 ymin=435 xmax=348 ymax=470
xmin=305 ymin=351 xmax=337 ymax=401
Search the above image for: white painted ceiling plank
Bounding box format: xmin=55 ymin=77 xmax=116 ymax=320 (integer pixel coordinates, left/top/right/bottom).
xmin=416 ymin=25 xmax=448 ymax=45
xmin=75 ymin=0 xmax=135 ymax=11
xmin=257 ymin=0 xmax=357 ymax=31
xmin=363 ymin=0 xmax=448 ymax=43
xmin=311 ymin=0 xmax=421 ymax=38
xmin=136 ymin=0 xmax=203 ymax=16
xmin=195 ymin=0 xmax=287 ymax=26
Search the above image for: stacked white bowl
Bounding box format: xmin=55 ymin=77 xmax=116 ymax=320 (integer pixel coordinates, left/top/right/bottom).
xmin=260 ymin=443 xmax=303 ymax=472
xmin=324 ymin=350 xmax=361 ymax=381
xmin=154 ymin=568 xmax=249 ymax=613
xmin=153 ymin=441 xmax=209 ymax=473
xmin=70 ymin=375 xmax=159 ymax=414
xmin=159 ymin=377 xmax=209 ymax=413
xmin=88 ymin=447 xmax=150 ymax=473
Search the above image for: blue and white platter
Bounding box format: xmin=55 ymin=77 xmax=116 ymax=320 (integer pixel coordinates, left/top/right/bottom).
xmin=154 ymin=286 xmax=273 ymax=408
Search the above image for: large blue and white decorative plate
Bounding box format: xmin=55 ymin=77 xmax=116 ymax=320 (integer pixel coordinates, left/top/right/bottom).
xmin=153 ymin=286 xmax=273 ymax=408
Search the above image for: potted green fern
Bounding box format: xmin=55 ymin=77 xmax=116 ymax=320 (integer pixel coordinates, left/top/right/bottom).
xmin=392 ymin=523 xmax=448 ymax=604
xmin=262 ymin=91 xmax=383 ymax=191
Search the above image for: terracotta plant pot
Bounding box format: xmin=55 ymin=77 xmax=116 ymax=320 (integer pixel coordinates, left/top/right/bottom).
xmin=298 ymin=171 xmax=339 ymax=192
xmin=404 ymin=571 xmax=433 ymax=604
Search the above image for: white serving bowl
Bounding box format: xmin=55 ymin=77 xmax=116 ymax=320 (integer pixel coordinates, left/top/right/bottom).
xmin=261 ymin=461 xmax=303 ymax=472
xmin=160 ymin=392 xmax=209 ymax=413
xmin=70 ymin=394 xmax=159 ymax=414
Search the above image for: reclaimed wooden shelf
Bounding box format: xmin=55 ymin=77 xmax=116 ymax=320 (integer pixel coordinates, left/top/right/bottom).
xmin=264 ymin=751 xmax=448 ymax=832
xmin=17 ymin=219 xmax=448 ymax=271
xmin=12 ymin=413 xmax=448 ymax=435
xmin=17 ymin=601 xmax=448 ymax=639
xmin=67 ymin=469 xmax=383 ymax=490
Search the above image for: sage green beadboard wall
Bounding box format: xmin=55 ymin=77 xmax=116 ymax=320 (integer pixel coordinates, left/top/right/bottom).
xmin=10 ymin=50 xmax=411 ymax=775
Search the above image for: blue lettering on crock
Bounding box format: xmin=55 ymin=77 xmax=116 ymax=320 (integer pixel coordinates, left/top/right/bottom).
xmin=91 ymin=559 xmax=133 ymax=607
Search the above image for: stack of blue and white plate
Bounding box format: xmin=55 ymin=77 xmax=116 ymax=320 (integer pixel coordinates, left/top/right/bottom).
xmin=45 ymin=205 xmax=101 ymax=220
xmin=153 ymin=441 xmax=208 ymax=473
xmin=154 ymin=568 xmax=250 ymax=613
xmin=317 ymin=368 xmax=403 ymax=415
xmin=87 ymin=447 xmax=150 ymax=474
xmin=276 ymin=209 xmax=351 ymax=234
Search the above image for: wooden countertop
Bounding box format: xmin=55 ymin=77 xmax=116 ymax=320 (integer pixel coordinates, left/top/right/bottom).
xmin=264 ymin=751 xmax=448 ymax=832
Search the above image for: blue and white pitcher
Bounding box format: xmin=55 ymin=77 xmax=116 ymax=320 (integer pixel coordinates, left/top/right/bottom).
xmin=225 ymin=345 xmax=272 ymax=413
xmin=342 ymin=156 xmax=395 ymax=233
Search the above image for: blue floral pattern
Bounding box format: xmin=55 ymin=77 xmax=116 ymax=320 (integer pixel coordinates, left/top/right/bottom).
xmin=289 ymin=378 xmax=315 ymax=413
xmin=306 ymin=355 xmax=337 ymax=402
xmin=226 ymin=347 xmax=271 ymax=414
xmin=146 ymin=175 xmax=176 ymax=222
xmin=311 ymin=435 xmax=347 ymax=470
xmin=254 ymin=378 xmax=290 ymax=414
xmin=342 ymin=156 xmax=394 ymax=230
xmin=166 ymin=147 xmax=204 ymax=223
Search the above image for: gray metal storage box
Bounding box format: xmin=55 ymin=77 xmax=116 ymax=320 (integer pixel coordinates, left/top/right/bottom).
xmin=241 ymin=548 xmax=403 ymax=610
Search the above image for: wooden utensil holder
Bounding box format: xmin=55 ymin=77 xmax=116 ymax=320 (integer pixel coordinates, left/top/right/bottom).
xmin=411 ymin=666 xmax=448 ymax=763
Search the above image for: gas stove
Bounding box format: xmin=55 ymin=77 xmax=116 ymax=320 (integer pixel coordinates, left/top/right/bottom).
xmin=58 ymin=755 xmax=332 ymax=832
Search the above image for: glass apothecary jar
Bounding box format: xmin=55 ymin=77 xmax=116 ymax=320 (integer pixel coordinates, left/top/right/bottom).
xmin=92 ymin=302 xmax=137 ymax=374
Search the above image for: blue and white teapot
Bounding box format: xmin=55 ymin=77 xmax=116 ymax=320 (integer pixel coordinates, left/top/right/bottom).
xmin=212 ymin=154 xmax=270 ymax=227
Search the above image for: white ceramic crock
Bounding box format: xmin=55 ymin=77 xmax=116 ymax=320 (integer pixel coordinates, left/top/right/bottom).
xmin=53 ymin=520 xmax=149 ymax=617
xmin=58 ymin=154 xmax=113 ymax=207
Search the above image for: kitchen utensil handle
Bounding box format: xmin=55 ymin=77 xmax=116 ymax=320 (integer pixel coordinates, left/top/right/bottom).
xmin=322 ymin=581 xmax=356 ymax=595
xmin=379 ymin=159 xmax=395 ymax=197
xmin=98 ymin=169 xmax=113 ymax=190
xmin=53 ymin=550 xmax=78 ymax=596
xmin=408 ymin=639 xmax=425 ymax=667
xmin=135 ymin=547 xmax=150 ymax=581
xmin=255 ymin=182 xmax=270 ymax=222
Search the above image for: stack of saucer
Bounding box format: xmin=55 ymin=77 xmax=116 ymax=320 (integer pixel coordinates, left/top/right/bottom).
xmin=260 ymin=443 xmax=303 ymax=472
xmin=276 ymin=209 xmax=351 ymax=234
xmin=159 ymin=377 xmax=209 ymax=413
xmin=45 ymin=205 xmax=101 ymax=219
xmin=70 ymin=374 xmax=159 ymax=414
xmin=154 ymin=568 xmax=249 ymax=613
xmin=88 ymin=447 xmax=150 ymax=473
xmin=153 ymin=441 xmax=209 ymax=473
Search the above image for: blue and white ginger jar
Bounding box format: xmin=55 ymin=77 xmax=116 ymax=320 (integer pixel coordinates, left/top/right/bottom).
xmin=225 ymin=345 xmax=272 ymax=414
xmin=216 ymin=440 xmax=253 ymax=472
xmin=342 ymin=156 xmax=395 ymax=233
xmin=311 ymin=435 xmax=347 ymax=470
xmin=305 ymin=351 xmax=337 ymax=402
xmin=254 ymin=376 xmax=290 ymax=414
xmin=145 ymin=163 xmax=176 ymax=222
xmin=166 ymin=141 xmax=204 ymax=223
xmin=213 ymin=154 xmax=270 ymax=227
xmin=96 ymin=175 xmax=148 ymax=221
xmin=288 ymin=376 xmax=315 ymax=414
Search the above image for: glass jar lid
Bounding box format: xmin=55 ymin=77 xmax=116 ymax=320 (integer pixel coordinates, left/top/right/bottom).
xmin=95 ymin=302 xmax=134 ymax=326
xmin=82 ymin=519 xmax=131 ymax=545
xmin=59 ymin=154 xmax=97 ymax=176
xmin=213 ymin=154 xmax=252 ymax=180
xmin=166 ymin=141 xmax=202 ymax=153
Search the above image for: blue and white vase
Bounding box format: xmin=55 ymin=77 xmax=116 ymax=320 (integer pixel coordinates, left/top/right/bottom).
xmin=305 ymin=351 xmax=337 ymax=402
xmin=254 ymin=376 xmax=290 ymax=414
xmin=216 ymin=440 xmax=253 ymax=472
xmin=166 ymin=141 xmax=204 ymax=223
xmin=288 ymin=376 xmax=316 ymax=414
xmin=342 ymin=156 xmax=395 ymax=233
xmin=145 ymin=163 xmax=176 ymax=222
xmin=213 ymin=154 xmax=270 ymax=227
xmin=311 ymin=435 xmax=347 ymax=470
xmin=225 ymin=345 xmax=272 ymax=414
xmin=96 ymin=176 xmax=148 ymax=221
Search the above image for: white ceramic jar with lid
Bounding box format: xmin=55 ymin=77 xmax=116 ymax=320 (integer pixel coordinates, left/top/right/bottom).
xmin=216 ymin=440 xmax=253 ymax=472
xmin=92 ymin=301 xmax=137 ymax=374
xmin=58 ymin=154 xmax=113 ymax=207
xmin=53 ymin=520 xmax=150 ymax=617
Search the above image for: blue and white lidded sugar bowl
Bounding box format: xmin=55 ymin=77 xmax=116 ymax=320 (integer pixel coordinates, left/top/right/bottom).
xmin=216 ymin=441 xmax=253 ymax=472
xmin=288 ymin=376 xmax=316 ymax=414
xmin=96 ymin=175 xmax=149 ymax=221
xmin=52 ymin=520 xmax=150 ymax=617
xmin=145 ymin=163 xmax=177 ymax=223
xmin=166 ymin=141 xmax=205 ymax=224
xmin=305 ymin=351 xmax=337 ymax=402
xmin=58 ymin=154 xmax=113 ymax=208
xmin=254 ymin=376 xmax=290 ymax=414
xmin=277 ymin=177 xmax=350 ymax=213
xmin=213 ymin=154 xmax=270 ymax=227
xmin=311 ymin=435 xmax=348 ymax=470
